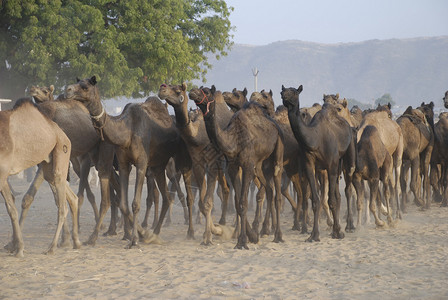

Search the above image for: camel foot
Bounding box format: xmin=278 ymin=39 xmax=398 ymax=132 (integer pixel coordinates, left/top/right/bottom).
xmin=187 ymin=229 xmax=195 ymax=240
xmin=125 ymin=240 xmax=139 ymax=249
xmin=306 ymin=231 xmax=320 ymax=242
xmin=14 ymin=249 xmax=24 ymax=258
xmin=440 ymin=201 xmax=448 ymax=207
xmin=58 ymin=238 xmax=71 ymax=248
xmin=326 ymin=219 xmax=334 ymax=228
xmin=331 ymin=230 xmax=345 ymax=239
xmin=273 ymin=232 xmax=284 ymax=243
xmin=200 ymin=240 xmax=213 ymax=246
xmin=414 ymin=198 xmax=424 ymax=207
xmin=234 ymin=242 xmax=249 ymax=250
xmin=44 ymin=247 xmax=56 ymax=255
xmin=260 ymin=224 xmax=271 ymax=237
xmin=122 ymin=232 xmax=132 ymax=241
xmin=73 ymin=239 xmax=82 ymax=249
xmin=301 ymin=225 xmax=309 ymax=235
xmin=218 ymin=217 xmax=226 ymax=226
xmin=141 ymin=221 xmax=149 ymax=228
xmin=291 ymin=223 xmax=300 ymax=231
xmin=247 ymin=230 xmax=259 ymax=244
xmin=375 ymin=219 xmax=386 ymax=228
xmin=345 ymin=221 xmax=356 ymax=233
xmin=103 ymin=228 xmax=117 ymax=236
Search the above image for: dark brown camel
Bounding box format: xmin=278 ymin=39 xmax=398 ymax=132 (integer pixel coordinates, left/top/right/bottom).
xmin=397 ymin=103 xmax=434 ymax=210
xmin=190 ymin=85 xmax=284 ymax=249
xmin=430 ymin=111 xmax=448 ymax=206
xmin=223 ymin=88 xmax=248 ymax=112
xmin=159 ymin=83 xmax=232 ymax=245
xmin=65 ymin=76 xmax=188 ymax=248
xmin=281 ymin=85 xmax=356 ymax=242
xmin=1 ymin=98 xmax=80 ymax=257
xmin=22 ymin=85 xmax=119 ymax=248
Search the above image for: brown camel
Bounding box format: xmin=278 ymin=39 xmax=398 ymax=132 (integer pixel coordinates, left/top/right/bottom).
xmin=223 ymin=88 xmax=248 ymax=112
xmin=356 ymin=108 xmax=404 ymax=220
xmin=352 ymin=125 xmax=394 ymax=227
xmin=65 ymin=76 xmax=188 ymax=248
xmin=1 ymin=98 xmax=80 ymax=257
xmin=281 ymin=85 xmax=356 ymax=242
xmin=430 ymin=111 xmax=448 ymax=206
xmin=397 ymin=103 xmax=434 ymax=210
xmin=22 ymin=85 xmax=119 ymax=247
xmin=159 ymin=83 xmax=232 ymax=245
xmin=190 ymin=85 xmax=284 ymax=249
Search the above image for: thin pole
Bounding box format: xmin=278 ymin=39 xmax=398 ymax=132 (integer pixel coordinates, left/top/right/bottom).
xmin=252 ymin=67 xmax=259 ymax=92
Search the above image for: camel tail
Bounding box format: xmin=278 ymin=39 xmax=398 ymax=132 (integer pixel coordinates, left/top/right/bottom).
xmin=274 ymin=136 xmax=284 ymax=177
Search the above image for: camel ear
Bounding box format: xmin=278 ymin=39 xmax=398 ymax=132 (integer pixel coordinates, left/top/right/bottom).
xmin=211 ymin=85 xmax=216 ymax=94
xmin=342 ymin=99 xmax=348 ymax=108
xmin=232 ymin=88 xmax=237 ymax=92
xmin=281 ymin=85 xmax=285 ymax=91
xmin=243 ymin=88 xmax=248 ymax=97
xmin=298 ymin=85 xmax=303 ymax=93
xmin=336 ymin=93 xmax=339 ymax=99
xmin=181 ymin=82 xmax=187 ymax=91
xmin=50 ymin=85 xmax=54 ymax=93
xmin=269 ymin=89 xmax=273 ymax=97
xmin=430 ymin=101 xmax=434 ymax=109
xmin=89 ymin=76 xmax=97 ymax=85
xmin=387 ymin=102 xmax=391 ymax=109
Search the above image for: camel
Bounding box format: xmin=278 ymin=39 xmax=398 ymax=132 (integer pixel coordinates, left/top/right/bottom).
xmin=430 ymin=111 xmax=448 ymax=206
xmin=159 ymin=83 xmax=232 ymax=245
xmin=443 ymin=90 xmax=448 ymax=108
xmin=1 ymin=98 xmax=80 ymax=257
xmin=190 ymin=85 xmax=284 ymax=249
xmin=356 ymin=108 xmax=404 ymax=220
xmin=65 ymin=76 xmax=189 ymax=248
xmin=281 ymin=85 xmax=356 ymax=242
xmin=352 ymin=125 xmax=394 ymax=227
xmin=22 ymin=85 xmax=119 ymax=247
xmin=222 ymin=88 xmax=248 ymax=112
xmin=397 ymin=103 xmax=434 ymax=210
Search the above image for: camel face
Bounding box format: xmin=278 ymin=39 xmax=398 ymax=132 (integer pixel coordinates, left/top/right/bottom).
xmin=189 ymin=86 xmax=215 ymax=115
xmin=65 ymin=76 xmax=98 ymax=103
xmin=280 ymin=85 xmax=303 ymax=109
xmin=223 ymin=88 xmax=247 ymax=112
xmin=29 ymin=85 xmax=54 ymax=103
xmin=323 ymin=93 xmax=339 ymax=104
xmin=443 ymin=91 xmax=448 ymax=109
xmin=158 ymin=83 xmax=186 ymax=106
xmin=250 ymin=90 xmax=275 ymax=116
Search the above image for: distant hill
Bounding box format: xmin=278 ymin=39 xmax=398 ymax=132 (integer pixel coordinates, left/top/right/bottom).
xmin=196 ymin=36 xmax=448 ymax=111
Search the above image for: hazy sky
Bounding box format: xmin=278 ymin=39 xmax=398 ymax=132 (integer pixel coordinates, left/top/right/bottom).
xmin=225 ymin=0 xmax=448 ymax=45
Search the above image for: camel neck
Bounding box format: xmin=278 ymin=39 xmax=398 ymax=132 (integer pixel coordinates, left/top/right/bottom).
xmin=287 ymin=102 xmax=315 ymax=151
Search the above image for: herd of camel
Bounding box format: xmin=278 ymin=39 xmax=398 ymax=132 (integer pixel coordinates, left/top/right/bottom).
xmin=1 ymin=75 xmax=448 ymax=257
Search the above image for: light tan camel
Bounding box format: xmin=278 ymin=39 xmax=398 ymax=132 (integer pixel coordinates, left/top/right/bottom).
xmin=1 ymin=98 xmax=81 ymax=257
xmin=357 ymin=109 xmax=404 ymax=220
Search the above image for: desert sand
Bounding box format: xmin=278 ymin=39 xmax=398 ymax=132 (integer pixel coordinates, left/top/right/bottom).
xmin=1 ymin=174 xmax=448 ymax=300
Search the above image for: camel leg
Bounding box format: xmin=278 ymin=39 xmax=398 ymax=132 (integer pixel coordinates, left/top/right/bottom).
xmin=344 ymin=171 xmax=355 ymax=233
xmin=329 ymin=171 xmax=344 ymax=239
xmin=152 ymin=167 xmax=174 ymax=236
xmin=368 ymin=179 xmax=385 ymax=227
xmin=19 ymin=165 xmax=45 ymax=228
xmin=235 ymin=164 xmax=254 ymax=250
xmin=127 ymin=164 xmax=147 ymax=248
xmin=400 ymin=160 xmax=410 ymax=212
xmin=290 ymin=174 xmax=303 ymax=231
xmin=420 ymin=147 xmax=432 ymax=209
xmin=353 ymin=175 xmax=365 ymax=227
xmin=117 ymin=162 xmax=133 ymax=241
xmin=64 ymin=182 xmax=82 ymax=249
xmin=273 ymin=155 xmax=284 ymax=243
xmin=319 ymin=172 xmax=333 ymax=227
xmin=1 ymin=178 xmax=25 ymax=257
xmin=409 ymin=158 xmax=423 ymax=208
xmin=199 ymin=166 xmax=218 ymax=245
xmin=305 ymin=162 xmax=320 ymax=242
xmin=182 ymin=168 xmax=195 ymax=239
xmin=217 ymin=165 xmax=230 ymax=225
xmin=169 ymin=171 xmax=188 ymax=224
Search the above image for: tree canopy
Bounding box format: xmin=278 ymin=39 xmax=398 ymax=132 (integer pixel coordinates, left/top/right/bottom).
xmin=0 ymin=0 xmax=233 ymax=99
xmin=374 ymin=93 xmax=395 ymax=107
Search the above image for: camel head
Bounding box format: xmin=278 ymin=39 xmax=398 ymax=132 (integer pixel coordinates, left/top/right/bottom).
xmin=376 ymin=102 xmax=392 ymax=118
xmin=65 ymin=76 xmax=100 ymax=105
xmin=443 ymin=91 xmax=448 ymax=109
xmin=158 ymin=82 xmax=188 ymax=107
xmin=250 ymin=89 xmax=275 ymax=117
xmin=189 ymin=85 xmax=216 ymax=116
xmin=281 ymin=84 xmax=303 ymax=110
xmin=418 ymin=101 xmax=435 ymax=129
xmin=29 ymin=85 xmax=55 ymax=103
xmin=222 ymin=87 xmax=248 ymax=112
xmin=323 ymin=93 xmax=339 ymax=104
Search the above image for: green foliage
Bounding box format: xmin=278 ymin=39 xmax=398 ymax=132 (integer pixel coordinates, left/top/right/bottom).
xmin=374 ymin=93 xmax=395 ymax=107
xmin=0 ymin=0 xmax=234 ymax=99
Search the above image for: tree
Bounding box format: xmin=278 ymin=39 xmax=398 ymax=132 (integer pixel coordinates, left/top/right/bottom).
xmin=374 ymin=93 xmax=395 ymax=107
xmin=346 ymin=98 xmax=371 ymax=110
xmin=0 ymin=0 xmax=233 ymax=99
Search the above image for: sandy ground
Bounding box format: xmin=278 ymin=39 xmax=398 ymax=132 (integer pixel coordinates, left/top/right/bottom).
xmin=1 ymin=174 xmax=448 ymax=300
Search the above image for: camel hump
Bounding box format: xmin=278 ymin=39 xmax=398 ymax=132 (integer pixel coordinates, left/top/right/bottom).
xmin=142 ymin=96 xmax=173 ymax=127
